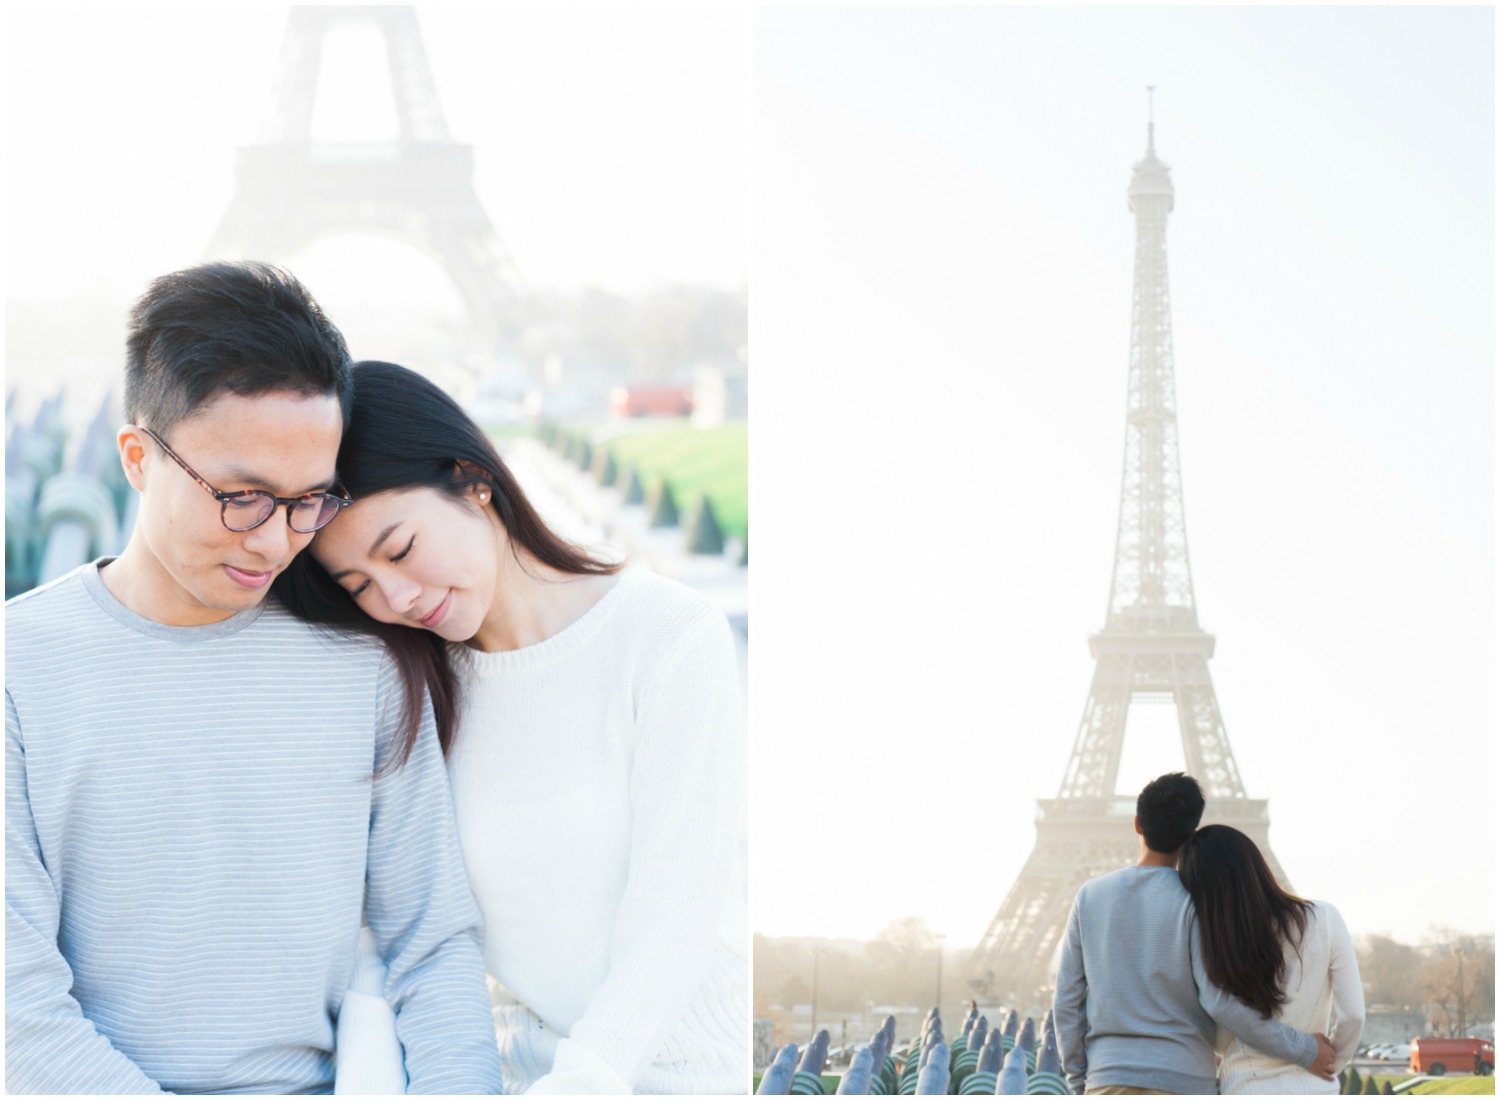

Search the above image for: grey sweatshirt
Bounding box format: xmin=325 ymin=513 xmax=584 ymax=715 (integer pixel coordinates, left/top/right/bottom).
xmin=6 ymin=560 xmax=503 ymax=1094
xmin=1052 ymin=864 xmax=1318 ymax=1094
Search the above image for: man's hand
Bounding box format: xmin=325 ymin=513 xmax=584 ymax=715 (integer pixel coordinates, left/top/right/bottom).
xmin=1312 ymin=1033 xmax=1337 ymax=1080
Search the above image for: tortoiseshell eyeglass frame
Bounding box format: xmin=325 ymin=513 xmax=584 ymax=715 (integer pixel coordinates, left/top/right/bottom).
xmin=138 ymin=425 xmax=353 ymax=534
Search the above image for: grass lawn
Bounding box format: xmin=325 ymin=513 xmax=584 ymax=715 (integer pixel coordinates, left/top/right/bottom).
xmin=569 ymin=421 xmax=748 ymax=542
xmin=1407 ymin=1078 xmax=1496 ymax=1095
xmin=1366 ymin=1074 xmax=1495 ymax=1095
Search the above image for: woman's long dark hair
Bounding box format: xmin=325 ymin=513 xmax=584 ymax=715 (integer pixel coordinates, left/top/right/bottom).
xmin=273 ymin=361 xmax=619 ymax=772
xmin=1177 ymin=824 xmax=1314 ymax=1019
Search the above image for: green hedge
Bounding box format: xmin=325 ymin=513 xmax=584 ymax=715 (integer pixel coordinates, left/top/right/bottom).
xmin=594 ymin=422 xmax=747 ymax=542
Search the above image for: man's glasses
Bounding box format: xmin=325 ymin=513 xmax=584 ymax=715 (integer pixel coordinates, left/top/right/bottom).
xmin=139 ymin=426 xmax=352 ymax=534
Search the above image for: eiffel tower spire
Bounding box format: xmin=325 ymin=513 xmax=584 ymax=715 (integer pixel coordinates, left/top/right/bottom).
xmin=968 ymin=108 xmax=1287 ymax=1006
xmin=1146 ymin=85 xmax=1157 ymax=157
xmin=1105 ymin=95 xmax=1194 ymax=632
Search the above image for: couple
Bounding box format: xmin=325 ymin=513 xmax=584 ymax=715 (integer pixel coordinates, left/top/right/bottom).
xmin=5 ymin=261 xmax=747 ymax=1094
xmin=1053 ymin=772 xmax=1364 ymax=1095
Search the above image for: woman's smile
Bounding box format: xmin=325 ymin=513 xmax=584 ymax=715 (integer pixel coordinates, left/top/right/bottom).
xmin=419 ymin=590 xmax=452 ymax=628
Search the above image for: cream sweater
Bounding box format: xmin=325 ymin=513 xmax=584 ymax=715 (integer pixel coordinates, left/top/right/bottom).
xmin=448 ymin=569 xmax=748 ymax=1095
xmin=1215 ymin=900 xmax=1365 ymax=1094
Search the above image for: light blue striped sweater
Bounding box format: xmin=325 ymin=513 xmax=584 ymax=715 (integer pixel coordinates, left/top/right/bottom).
xmin=5 ymin=560 xmax=504 ymax=1094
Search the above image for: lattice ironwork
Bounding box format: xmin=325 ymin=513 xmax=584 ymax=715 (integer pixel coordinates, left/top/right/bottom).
xmin=969 ymin=116 xmax=1286 ymax=1004
xmin=205 ymin=5 xmax=523 ymax=361
xmin=1107 ymin=122 xmax=1194 ymax=632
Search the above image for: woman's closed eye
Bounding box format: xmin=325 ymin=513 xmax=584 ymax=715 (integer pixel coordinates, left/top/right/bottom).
xmin=345 ymin=536 xmax=415 ymax=600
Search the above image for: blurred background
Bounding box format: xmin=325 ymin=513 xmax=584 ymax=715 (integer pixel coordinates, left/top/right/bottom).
xmin=751 ymin=5 xmax=1493 ymax=1084
xmin=5 ymin=5 xmax=747 ymax=646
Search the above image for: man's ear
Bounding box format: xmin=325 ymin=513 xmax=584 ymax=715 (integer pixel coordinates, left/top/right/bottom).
xmin=1133 ymin=815 xmax=1143 ymax=836
xmin=118 ymin=425 xmax=148 ymax=491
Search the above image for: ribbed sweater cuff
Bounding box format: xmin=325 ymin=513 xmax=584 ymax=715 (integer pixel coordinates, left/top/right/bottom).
xmin=334 ymin=991 xmax=407 ymax=1094
xmin=351 ymin=926 xmax=389 ymax=995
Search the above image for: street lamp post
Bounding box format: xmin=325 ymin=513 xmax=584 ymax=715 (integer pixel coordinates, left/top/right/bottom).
xmin=811 ymin=948 xmax=822 ymax=1044
xmin=934 ymin=933 xmax=947 ymax=1017
xmin=1455 ymin=946 xmax=1467 ymax=1038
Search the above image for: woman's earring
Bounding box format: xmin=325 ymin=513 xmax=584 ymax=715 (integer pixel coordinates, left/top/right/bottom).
xmin=479 ymin=489 xmax=490 ymax=504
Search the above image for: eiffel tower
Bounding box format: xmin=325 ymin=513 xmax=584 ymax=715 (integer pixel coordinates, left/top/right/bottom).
xmin=969 ymin=103 xmax=1288 ymax=1005
xmin=204 ymin=5 xmax=523 ymax=363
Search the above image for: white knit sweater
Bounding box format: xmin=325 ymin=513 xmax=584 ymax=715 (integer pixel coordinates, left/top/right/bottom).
xmin=1215 ymin=899 xmax=1365 ymax=1094
xmin=447 ymin=569 xmax=748 ymax=1095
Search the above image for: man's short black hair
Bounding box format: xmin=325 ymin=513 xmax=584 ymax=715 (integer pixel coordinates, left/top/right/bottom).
xmin=1136 ymin=772 xmax=1205 ymax=854
xmin=124 ymin=261 xmax=353 ymax=437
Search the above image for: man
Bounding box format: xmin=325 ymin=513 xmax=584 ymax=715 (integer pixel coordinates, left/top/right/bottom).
xmin=1052 ymin=772 xmax=1337 ymax=1095
xmin=5 ymin=262 xmax=503 ymax=1093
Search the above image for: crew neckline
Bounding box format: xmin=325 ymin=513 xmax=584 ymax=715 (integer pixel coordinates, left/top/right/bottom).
xmin=81 ymin=557 xmax=268 ymax=642
xmin=454 ymin=569 xmax=644 ymax=678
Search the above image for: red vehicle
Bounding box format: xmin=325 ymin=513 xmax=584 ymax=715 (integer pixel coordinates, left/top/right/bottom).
xmin=1410 ymin=1037 xmax=1495 ymax=1076
xmin=610 ymin=385 xmax=693 ymax=418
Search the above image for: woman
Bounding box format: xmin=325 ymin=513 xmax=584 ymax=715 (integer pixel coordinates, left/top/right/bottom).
xmin=275 ymin=361 xmax=747 ymax=1094
xmin=1177 ymin=825 xmax=1364 ymax=1094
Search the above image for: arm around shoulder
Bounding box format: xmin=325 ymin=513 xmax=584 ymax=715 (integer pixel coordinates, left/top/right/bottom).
xmin=1190 ymin=916 xmax=1318 ymax=1069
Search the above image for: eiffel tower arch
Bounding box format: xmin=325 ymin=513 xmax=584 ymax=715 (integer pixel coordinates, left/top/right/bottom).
xmin=969 ymin=108 xmax=1288 ymax=1006
xmin=205 ymin=6 xmax=524 ymax=368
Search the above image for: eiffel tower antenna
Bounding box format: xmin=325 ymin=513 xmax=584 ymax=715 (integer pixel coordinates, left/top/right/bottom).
xmin=968 ymin=112 xmax=1289 ymax=1006
xmin=1146 ymin=85 xmax=1155 ymax=153
xmin=204 ymin=6 xmax=524 ymax=367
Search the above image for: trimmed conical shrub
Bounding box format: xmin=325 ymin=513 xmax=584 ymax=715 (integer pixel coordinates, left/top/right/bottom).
xmin=1343 ymin=1066 xmax=1362 ymax=1095
xmin=623 ymin=467 xmax=645 ymax=505
xmin=621 ymin=465 xmax=645 ymax=504
xmin=1380 ymin=1083 xmax=1393 ymax=1095
xmin=593 ymin=449 xmax=617 ymax=485
xmin=1361 ymin=1073 xmax=1379 ymax=1095
xmin=576 ymin=439 xmax=593 ymax=472
xmin=685 ymin=495 xmax=725 ymax=555
xmin=647 ymin=479 xmax=679 ymax=528
xmin=561 ymin=433 xmax=578 ymax=461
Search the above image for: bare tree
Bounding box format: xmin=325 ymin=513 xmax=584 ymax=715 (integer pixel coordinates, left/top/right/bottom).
xmin=1419 ymin=930 xmax=1495 ymax=1036
xmin=865 ymin=917 xmax=944 ymax=1009
xmin=1357 ymin=934 xmax=1425 ymax=1008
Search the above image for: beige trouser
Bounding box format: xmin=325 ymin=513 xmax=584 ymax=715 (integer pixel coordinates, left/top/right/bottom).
xmin=1085 ymin=1088 xmax=1178 ymax=1095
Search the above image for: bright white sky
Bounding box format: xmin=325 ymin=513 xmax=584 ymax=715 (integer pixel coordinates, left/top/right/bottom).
xmin=3 ymin=5 xmax=749 ymax=307
xmin=752 ymin=6 xmax=1494 ymax=948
